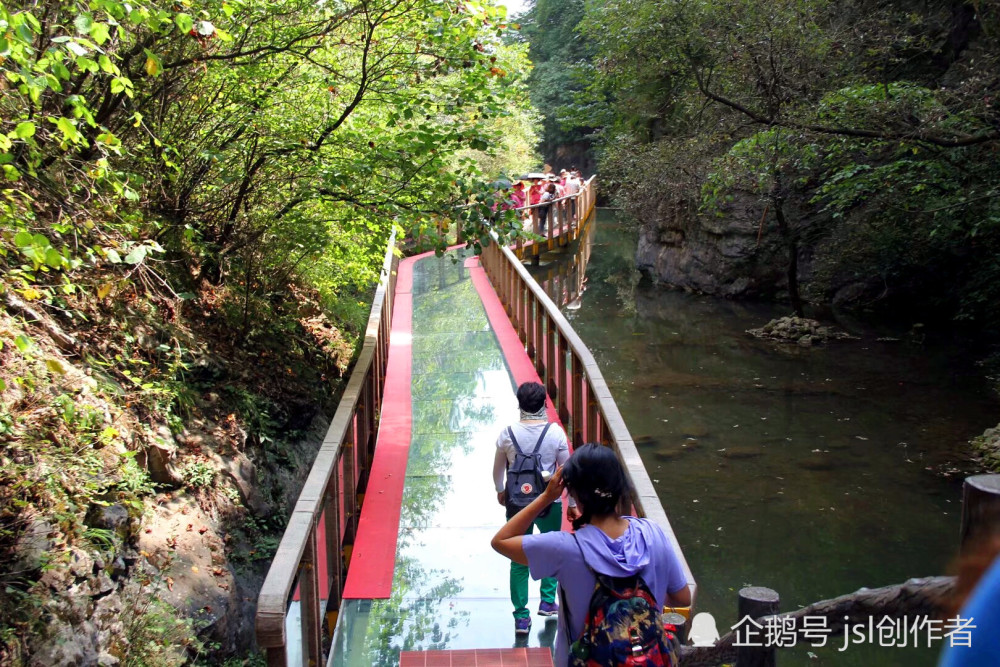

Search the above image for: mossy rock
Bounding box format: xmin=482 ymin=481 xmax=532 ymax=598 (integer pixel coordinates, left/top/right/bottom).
xmin=971 ymin=425 xmax=1000 ymax=473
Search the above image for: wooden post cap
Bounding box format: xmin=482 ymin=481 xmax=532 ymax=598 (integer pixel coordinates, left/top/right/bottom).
xmin=737 ymin=587 xmax=779 ymax=667
xmin=960 ymin=474 xmax=1000 ymax=552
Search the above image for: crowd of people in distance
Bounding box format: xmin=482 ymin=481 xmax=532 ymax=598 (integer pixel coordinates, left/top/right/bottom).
xmin=497 ymin=165 xmax=586 ymax=234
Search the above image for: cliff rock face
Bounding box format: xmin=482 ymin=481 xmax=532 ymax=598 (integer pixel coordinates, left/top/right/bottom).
xmin=635 ymin=193 xmax=801 ymax=298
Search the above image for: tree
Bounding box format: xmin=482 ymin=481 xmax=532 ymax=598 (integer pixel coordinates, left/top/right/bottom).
xmin=704 ymin=128 xmax=817 ymax=315
xmin=1 ymin=0 xmax=534 ymax=333
xmin=573 ymin=0 xmax=1000 ymax=325
xmin=516 ymin=0 xmax=595 ymax=166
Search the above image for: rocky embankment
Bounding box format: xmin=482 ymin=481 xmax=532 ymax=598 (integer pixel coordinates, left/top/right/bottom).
xmin=635 ymin=195 xmax=789 ymax=298
xmin=632 ymin=193 xmax=882 ymax=308
xmin=1 ymin=287 xmax=352 ymax=665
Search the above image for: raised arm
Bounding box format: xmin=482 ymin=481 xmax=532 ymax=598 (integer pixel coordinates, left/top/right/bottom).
xmin=491 ymin=467 xmax=564 ymax=565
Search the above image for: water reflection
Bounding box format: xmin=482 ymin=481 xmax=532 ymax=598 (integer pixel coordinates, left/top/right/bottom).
xmin=526 ymin=217 xmax=595 ymax=309
xmin=536 ymin=210 xmax=999 ymax=667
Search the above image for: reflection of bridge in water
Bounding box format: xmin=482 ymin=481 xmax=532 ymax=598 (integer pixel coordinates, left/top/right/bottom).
xmin=254 ymin=180 xmax=696 ymax=667
xmin=526 ymin=218 xmax=595 ymax=312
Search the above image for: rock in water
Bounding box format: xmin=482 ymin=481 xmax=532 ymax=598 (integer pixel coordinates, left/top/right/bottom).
xmin=722 ymin=447 xmax=763 ymax=460
xmin=747 ymin=316 xmax=859 ymax=345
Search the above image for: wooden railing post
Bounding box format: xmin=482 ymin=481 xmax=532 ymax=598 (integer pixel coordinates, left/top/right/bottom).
xmin=737 ymin=587 xmax=779 ymax=667
xmin=585 ymin=382 xmax=599 ymax=443
xmin=532 ymin=296 xmax=543 ymax=372
xmin=300 ymin=529 xmax=323 ymax=667
xmin=545 ymin=314 xmax=556 ymax=400
xmin=571 ymin=355 xmax=584 ymax=448
xmin=521 ymin=277 xmax=528 ymax=341
xmin=324 ymin=476 xmax=343 ymax=634
xmin=960 ymin=474 xmax=1000 ymax=554
xmin=557 ymin=334 xmax=570 ymax=425
xmin=342 ymin=420 xmax=358 ymax=547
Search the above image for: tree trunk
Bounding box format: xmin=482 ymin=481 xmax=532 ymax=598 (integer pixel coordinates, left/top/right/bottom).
xmin=772 ymin=196 xmax=803 ymax=316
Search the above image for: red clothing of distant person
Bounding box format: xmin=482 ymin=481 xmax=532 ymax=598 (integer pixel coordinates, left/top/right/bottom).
xmin=528 ymin=182 xmax=543 ymax=206
xmin=510 ymin=184 xmax=526 ymax=208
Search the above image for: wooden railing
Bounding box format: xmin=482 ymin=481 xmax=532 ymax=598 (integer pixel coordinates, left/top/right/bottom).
xmin=255 ymin=230 xmax=398 ymax=667
xmin=512 ymin=176 xmax=596 ymax=262
xmin=425 ymin=176 xmax=597 ymax=257
xmin=479 ymin=224 xmax=697 ymax=604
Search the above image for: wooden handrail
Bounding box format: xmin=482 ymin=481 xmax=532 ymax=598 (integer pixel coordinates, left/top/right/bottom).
xmin=514 ymin=177 xmax=594 ymax=211
xmin=479 ymin=200 xmax=697 ymax=602
xmin=509 ymin=176 xmax=596 ymax=262
xmin=255 ymin=229 xmax=398 ymax=667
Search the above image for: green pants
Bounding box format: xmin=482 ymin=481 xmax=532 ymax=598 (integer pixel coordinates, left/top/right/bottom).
xmin=507 ymin=502 xmax=561 ymax=619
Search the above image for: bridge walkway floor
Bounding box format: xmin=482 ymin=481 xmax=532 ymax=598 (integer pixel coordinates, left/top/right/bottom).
xmin=329 ymin=248 xmax=564 ymax=667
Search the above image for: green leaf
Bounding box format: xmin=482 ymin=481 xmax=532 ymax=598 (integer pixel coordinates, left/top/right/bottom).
xmin=90 ymin=23 xmax=110 ymax=45
xmin=65 ymin=41 xmax=88 ymax=57
xmin=22 ymin=12 xmax=42 ymax=34
xmin=46 ymin=358 xmax=68 ymax=375
xmin=174 ymin=13 xmax=194 ymax=34
xmin=124 ymin=246 xmax=147 ymax=265
xmin=105 ymin=248 xmax=122 ymax=264
xmin=55 ymin=116 xmax=83 ymax=144
xmin=14 ymin=335 xmax=32 ymax=355
xmin=13 ymin=121 xmax=35 ymax=139
xmin=98 ymin=55 xmax=117 ymax=75
xmin=14 ymin=231 xmax=32 ymax=248
xmin=76 ymin=57 xmax=99 ymax=73
xmin=45 ymin=247 xmax=63 ymax=268
xmin=75 ymin=13 xmax=94 ymax=35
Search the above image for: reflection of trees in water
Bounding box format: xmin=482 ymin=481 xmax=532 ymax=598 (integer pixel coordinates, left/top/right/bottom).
xmin=362 ymin=439 xmax=468 ymax=662
xmin=364 ymin=556 xmax=466 ymax=667
xmin=412 ymin=248 xmax=470 ymax=297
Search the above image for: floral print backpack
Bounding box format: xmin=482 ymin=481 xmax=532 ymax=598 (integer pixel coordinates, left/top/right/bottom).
xmin=564 ymin=534 xmax=679 ymax=667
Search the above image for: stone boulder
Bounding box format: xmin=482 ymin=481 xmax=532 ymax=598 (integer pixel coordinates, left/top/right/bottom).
xmin=747 ymin=316 xmax=859 ymax=345
xmin=137 ymin=495 xmax=248 ymax=654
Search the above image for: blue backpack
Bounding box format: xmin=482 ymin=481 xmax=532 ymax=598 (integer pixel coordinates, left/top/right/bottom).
xmin=566 ymin=534 xmax=679 ymax=667
xmin=504 ymin=423 xmax=552 ymax=510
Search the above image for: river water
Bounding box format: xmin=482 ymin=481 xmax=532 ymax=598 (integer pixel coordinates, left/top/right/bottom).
xmin=529 ymin=210 xmax=998 ymax=666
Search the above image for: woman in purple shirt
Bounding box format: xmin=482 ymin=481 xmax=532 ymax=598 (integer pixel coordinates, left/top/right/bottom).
xmin=491 ymin=443 xmax=692 ymax=665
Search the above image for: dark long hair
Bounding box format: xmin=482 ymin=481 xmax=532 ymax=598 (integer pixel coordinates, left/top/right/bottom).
xmin=562 ymin=443 xmax=633 ymax=530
